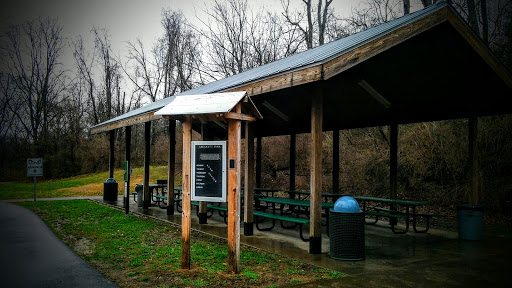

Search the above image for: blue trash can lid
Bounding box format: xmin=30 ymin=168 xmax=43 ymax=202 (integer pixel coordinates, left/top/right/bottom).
xmin=333 ymin=196 xmax=360 ymax=212
xmin=105 ymin=178 xmax=117 ymax=183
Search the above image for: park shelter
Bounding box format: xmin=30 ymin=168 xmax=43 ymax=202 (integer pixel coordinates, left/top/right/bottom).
xmin=90 ymin=0 xmax=512 ymax=260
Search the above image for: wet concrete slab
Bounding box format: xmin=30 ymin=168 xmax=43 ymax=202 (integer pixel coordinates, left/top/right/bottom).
xmin=97 ymin=197 xmax=510 ymax=287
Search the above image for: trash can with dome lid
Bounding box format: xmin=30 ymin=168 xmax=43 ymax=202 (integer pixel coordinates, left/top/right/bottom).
xmin=329 ymin=196 xmax=365 ymax=261
xmin=103 ymin=178 xmax=118 ymax=202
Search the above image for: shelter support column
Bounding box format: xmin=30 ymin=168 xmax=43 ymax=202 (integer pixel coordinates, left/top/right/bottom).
xmin=290 ymin=133 xmax=296 ymax=192
xmin=256 ymin=137 xmax=262 ymax=188
xmin=227 ymin=105 xmax=242 ymax=274
xmin=181 ymin=116 xmax=192 ymax=269
xmin=143 ymin=121 xmax=151 ymax=210
xmin=389 ymin=123 xmax=398 ymax=225
xmin=167 ymin=120 xmax=176 ymax=215
xmin=109 ymin=130 xmax=115 ymax=178
xmin=332 ymin=130 xmax=339 ymax=194
xmin=469 ymin=117 xmax=479 ymax=204
xmin=125 ymin=126 xmax=131 ymax=215
xmin=244 ymin=122 xmax=255 ymax=236
xmin=310 ymin=90 xmax=323 ymax=254
xmin=198 ymin=124 xmax=210 ymax=224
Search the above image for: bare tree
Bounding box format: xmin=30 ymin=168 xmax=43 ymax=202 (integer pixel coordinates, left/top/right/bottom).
xmin=281 ymin=0 xmax=335 ymax=49
xmin=161 ymin=9 xmax=202 ymax=96
xmin=0 ymin=17 xmax=67 ymax=144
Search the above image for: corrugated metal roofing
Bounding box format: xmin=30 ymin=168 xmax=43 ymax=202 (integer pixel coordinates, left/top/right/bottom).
xmin=154 ymin=92 xmax=247 ymax=116
xmin=91 ymin=2 xmax=448 ymax=130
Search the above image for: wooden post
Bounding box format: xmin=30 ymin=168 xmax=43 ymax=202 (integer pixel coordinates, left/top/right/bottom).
xmin=332 ymin=130 xmax=339 ymax=194
xmin=390 ymin=123 xmax=398 ymax=200
xmin=256 ymin=137 xmax=262 ymax=188
xmin=181 ymin=116 xmax=192 ymax=269
xmin=198 ymin=124 xmax=208 ymax=224
xmin=310 ymin=90 xmax=323 ymax=254
xmin=125 ymin=126 xmax=131 ymax=215
xmin=290 ymin=133 xmax=296 ymax=192
xmin=227 ymin=105 xmax=242 ymax=274
xmin=109 ymin=130 xmax=115 ymax=178
xmin=244 ymin=121 xmax=254 ymax=236
xmin=143 ymin=121 xmax=151 ymax=210
xmin=389 ymin=123 xmax=398 ymax=225
xmin=469 ymin=117 xmax=479 ymax=204
xmin=167 ymin=120 xmax=176 ymax=215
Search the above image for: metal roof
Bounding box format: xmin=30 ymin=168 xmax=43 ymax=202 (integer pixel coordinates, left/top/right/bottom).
xmin=91 ymin=2 xmax=449 ymax=131
xmin=154 ymin=92 xmax=247 ymax=116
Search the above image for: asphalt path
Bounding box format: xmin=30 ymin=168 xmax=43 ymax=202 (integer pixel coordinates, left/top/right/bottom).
xmin=0 ymin=201 xmax=119 ymax=288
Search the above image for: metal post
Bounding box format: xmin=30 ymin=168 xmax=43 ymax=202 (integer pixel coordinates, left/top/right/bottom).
xmin=33 ymin=176 xmax=37 ymax=201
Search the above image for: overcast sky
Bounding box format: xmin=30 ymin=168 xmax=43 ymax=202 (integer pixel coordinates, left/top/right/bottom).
xmin=1 ymin=0 xmax=390 ymax=56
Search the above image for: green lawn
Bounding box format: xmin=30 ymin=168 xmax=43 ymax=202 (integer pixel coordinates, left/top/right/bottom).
xmin=18 ymin=200 xmax=342 ymax=287
xmin=0 ymin=166 xmax=180 ymax=200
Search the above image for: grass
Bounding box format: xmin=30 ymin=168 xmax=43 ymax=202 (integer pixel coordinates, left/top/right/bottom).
xmin=0 ymin=166 xmax=180 ymax=200
xmin=18 ymin=200 xmax=342 ymax=287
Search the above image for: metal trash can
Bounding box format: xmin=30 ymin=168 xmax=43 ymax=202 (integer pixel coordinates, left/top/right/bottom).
xmin=135 ymin=184 xmax=143 ymax=207
xmin=457 ymin=204 xmax=483 ymax=241
xmin=329 ymin=196 xmax=365 ymax=261
xmin=103 ymin=178 xmax=118 ymax=202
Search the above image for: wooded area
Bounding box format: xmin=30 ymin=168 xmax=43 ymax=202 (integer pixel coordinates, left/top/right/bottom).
xmin=1 ymin=0 xmax=511 ymax=215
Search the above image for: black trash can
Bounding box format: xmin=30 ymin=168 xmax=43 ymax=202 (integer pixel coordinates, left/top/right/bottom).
xmin=329 ymin=196 xmax=365 ymax=261
xmin=135 ymin=184 xmax=143 ymax=207
xmin=457 ymin=204 xmax=483 ymax=241
xmin=103 ymin=178 xmax=118 ymax=202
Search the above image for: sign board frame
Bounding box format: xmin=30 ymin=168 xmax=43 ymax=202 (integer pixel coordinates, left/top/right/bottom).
xmin=27 ymin=158 xmax=43 ymax=177
xmin=191 ymin=141 xmax=227 ymax=202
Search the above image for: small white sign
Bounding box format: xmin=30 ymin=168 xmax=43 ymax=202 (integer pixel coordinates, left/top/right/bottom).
xmin=27 ymin=158 xmax=43 ymax=177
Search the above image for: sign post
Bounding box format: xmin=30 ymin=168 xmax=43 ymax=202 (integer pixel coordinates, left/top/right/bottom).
xmin=27 ymin=158 xmax=43 ymax=201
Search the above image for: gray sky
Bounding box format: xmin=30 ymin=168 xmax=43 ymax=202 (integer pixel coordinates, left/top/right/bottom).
xmin=1 ymin=0 xmax=387 ymax=56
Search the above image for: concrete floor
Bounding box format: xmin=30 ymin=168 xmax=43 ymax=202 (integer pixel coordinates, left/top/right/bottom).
xmin=97 ymin=196 xmax=511 ymax=288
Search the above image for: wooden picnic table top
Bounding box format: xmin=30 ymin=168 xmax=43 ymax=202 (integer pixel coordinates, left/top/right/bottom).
xmin=259 ymin=197 xmax=334 ymax=209
xmin=351 ymin=196 xmax=430 ymax=206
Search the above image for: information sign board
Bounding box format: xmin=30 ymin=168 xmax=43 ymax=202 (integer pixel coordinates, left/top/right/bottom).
xmin=191 ymin=141 xmax=226 ymax=202
xmin=27 ymin=158 xmax=43 ymax=177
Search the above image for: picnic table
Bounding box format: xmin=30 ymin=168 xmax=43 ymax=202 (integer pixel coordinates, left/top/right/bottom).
xmin=285 ymin=190 xmax=344 ymax=202
xmin=259 ymin=197 xmax=334 ymax=235
xmin=133 ymin=184 xmax=181 ymax=205
xmin=351 ymin=196 xmax=437 ymax=234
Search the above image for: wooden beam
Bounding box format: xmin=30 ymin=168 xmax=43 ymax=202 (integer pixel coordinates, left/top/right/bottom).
xmin=181 ymin=115 xmax=192 ymax=270
xmin=244 ymin=121 xmax=255 ymax=236
xmin=309 ymin=89 xmax=323 ymax=254
xmin=323 ymin=7 xmax=447 ymax=80
xmin=262 ymin=101 xmax=289 ymax=122
xmin=198 ymin=124 xmax=208 ymax=224
xmin=167 ymin=120 xmax=176 ymax=215
xmin=109 ymin=130 xmax=115 ymax=178
xmin=125 ymin=126 xmax=131 ymax=215
xmin=332 ymin=130 xmax=339 ymax=194
xmin=446 ymin=8 xmax=512 ymax=89
xmin=289 ymin=134 xmax=296 ymax=192
xmin=90 ymin=112 xmax=161 ymax=134
xmin=469 ymin=117 xmax=479 ymax=204
xmin=358 ymin=80 xmax=391 ymax=109
xmin=224 ymin=112 xmax=257 ymax=122
xmin=143 ymin=122 xmax=151 ymax=210
xmin=227 ymin=105 xmax=242 ymax=274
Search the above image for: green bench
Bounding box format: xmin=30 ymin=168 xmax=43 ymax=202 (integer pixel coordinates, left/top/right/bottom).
xmin=365 ymin=206 xmax=442 ymax=233
xmin=253 ymin=210 xmax=310 ymax=242
xmin=153 ymin=195 xmax=182 ymax=211
xmin=191 ymin=202 xmax=228 ymax=223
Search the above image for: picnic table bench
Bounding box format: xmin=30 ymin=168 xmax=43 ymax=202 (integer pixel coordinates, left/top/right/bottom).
xmin=352 ymin=196 xmax=442 ymax=234
xmin=253 ymin=210 xmax=310 ymax=241
xmin=191 ymin=201 xmax=228 ymax=223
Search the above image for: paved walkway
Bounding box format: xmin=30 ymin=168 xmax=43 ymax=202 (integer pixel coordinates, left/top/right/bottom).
xmin=2 ymin=196 xmax=511 ymax=287
xmin=0 ymin=200 xmax=118 ymax=288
